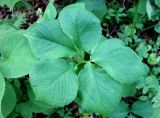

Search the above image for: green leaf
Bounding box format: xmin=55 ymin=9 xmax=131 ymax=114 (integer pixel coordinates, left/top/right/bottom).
xmin=147 ymin=53 xmax=160 ymax=65
xmin=151 ymin=107 xmax=160 ymax=118
xmin=0 ymin=26 xmax=37 ymax=78
xmin=77 ymin=0 xmax=106 ymax=20
xmin=16 ymin=101 xmax=52 ymax=117
xmin=37 ymin=2 xmax=57 ymax=23
xmin=152 ymin=86 xmax=160 ymax=107
xmin=131 ymin=100 xmax=153 ymax=118
xmin=12 ymin=13 xmax=26 ymax=29
xmin=16 ymin=102 xmax=32 ymax=118
xmin=155 ymin=0 xmax=160 ymax=7
xmin=135 ymin=42 xmax=151 ymax=58
xmin=137 ymin=76 xmax=159 ymax=94
xmin=91 ymin=39 xmax=147 ymax=84
xmin=78 ymin=62 xmax=123 ymax=116
xmin=122 ymin=83 xmax=136 ymax=96
xmin=137 ymin=0 xmax=147 ymax=14
xmin=146 ymin=0 xmax=154 ymax=20
xmin=0 ymin=0 xmax=19 ymax=10
xmin=0 ymin=73 xmax=5 ymax=118
xmin=30 ymin=59 xmax=78 ymax=107
xmin=1 ymin=83 xmax=16 ymax=118
xmin=58 ymin=3 xmax=101 ymax=52
xmin=128 ymin=115 xmax=136 ymax=118
xmin=152 ymin=66 xmax=160 ymax=75
xmin=124 ymin=25 xmax=136 ymax=36
xmin=27 ymin=101 xmax=53 ymax=114
xmin=154 ymin=24 xmax=160 ymax=33
xmin=109 ymin=102 xmax=129 ymax=118
xmin=24 ymin=20 xmax=77 ymax=59
xmin=43 ymin=2 xmax=57 ymax=19
xmin=0 ymin=13 xmax=26 ymax=29
xmin=27 ymin=84 xmax=53 ymax=108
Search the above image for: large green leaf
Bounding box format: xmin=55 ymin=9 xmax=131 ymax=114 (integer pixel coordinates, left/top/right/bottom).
xmin=0 ymin=0 xmax=19 ymax=10
xmin=109 ymin=102 xmax=129 ymax=118
xmin=151 ymin=107 xmax=160 ymax=118
xmin=24 ymin=20 xmax=77 ymax=59
xmin=1 ymin=83 xmax=16 ymax=118
xmin=58 ymin=3 xmax=101 ymax=52
xmin=0 ymin=26 xmax=37 ymax=78
xmin=77 ymin=0 xmax=106 ymax=20
xmin=91 ymin=39 xmax=147 ymax=84
xmin=131 ymin=100 xmax=153 ymax=118
xmin=29 ymin=59 xmax=78 ymax=107
xmin=78 ymin=62 xmax=123 ymax=116
xmin=0 ymin=73 xmax=5 ymax=118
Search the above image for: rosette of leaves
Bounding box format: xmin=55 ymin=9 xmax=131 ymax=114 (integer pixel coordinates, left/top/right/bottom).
xmin=25 ymin=3 xmax=148 ymax=116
